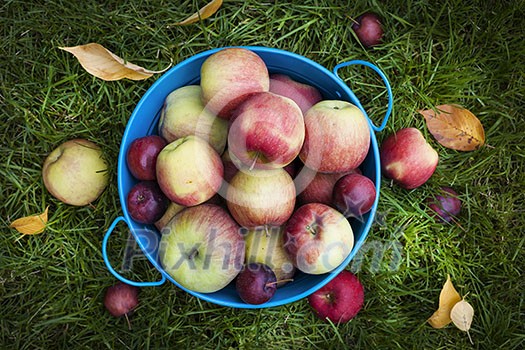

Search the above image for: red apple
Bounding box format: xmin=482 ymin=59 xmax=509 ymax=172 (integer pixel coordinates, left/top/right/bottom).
xmin=352 ymin=12 xmax=384 ymax=48
xmin=380 ymin=127 xmax=439 ymax=189
xmin=426 ymin=187 xmax=461 ymax=223
xmin=269 ymin=74 xmax=323 ymax=115
xmin=104 ymin=282 xmax=139 ymax=318
xmin=284 ymin=203 xmax=354 ymax=274
xmin=332 ymin=173 xmax=376 ymax=219
xmin=228 ymin=92 xmax=305 ymax=170
xmin=235 ymin=263 xmax=277 ymax=305
xmin=200 ymin=48 xmax=269 ymax=119
xmin=226 ymin=168 xmax=296 ymax=228
xmin=300 ymin=100 xmax=370 ymax=173
xmin=126 ymin=135 xmax=167 ymax=181
xmin=156 ymin=135 xmax=223 ymax=206
xmin=127 ymin=181 xmax=169 ymax=224
xmin=308 ymin=270 xmax=364 ymax=323
xmin=295 ymin=166 xmax=355 ymax=206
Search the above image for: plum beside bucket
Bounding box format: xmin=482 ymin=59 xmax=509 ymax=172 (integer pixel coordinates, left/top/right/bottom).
xmin=102 ymin=46 xmax=393 ymax=309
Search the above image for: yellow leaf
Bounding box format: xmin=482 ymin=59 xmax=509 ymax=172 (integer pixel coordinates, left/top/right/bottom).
xmin=428 ymin=275 xmax=462 ymax=328
xmin=451 ymin=299 xmax=474 ymax=332
xmin=419 ymin=104 xmax=485 ymax=151
xmin=59 ymin=43 xmax=171 ymax=81
xmin=9 ymin=206 xmax=49 ymax=235
xmin=174 ymin=0 xmax=223 ymax=26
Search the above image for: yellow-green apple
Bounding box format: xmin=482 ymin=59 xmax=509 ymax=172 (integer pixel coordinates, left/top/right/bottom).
xmin=228 ymin=92 xmax=305 ymax=170
xmin=380 ymin=127 xmax=439 ymax=189
xmin=158 ymin=85 xmax=228 ymax=154
xmin=126 ymin=135 xmax=167 ymax=181
xmin=154 ymin=201 xmax=185 ymax=231
xmin=300 ymin=100 xmax=370 ymax=173
xmin=332 ymin=173 xmax=376 ymax=219
xmin=269 ymin=74 xmax=323 ymax=115
xmin=284 ymin=203 xmax=354 ymax=274
xmin=42 ymin=138 xmax=108 ymax=206
xmin=243 ymin=225 xmax=296 ymax=286
xmin=226 ymin=168 xmax=296 ymax=228
xmin=294 ymin=166 xmax=357 ymax=206
xmin=308 ymin=270 xmax=364 ymax=323
xmin=200 ymin=48 xmax=269 ymax=119
xmin=156 ymin=135 xmax=223 ymax=206
xmin=159 ymin=204 xmax=244 ymax=293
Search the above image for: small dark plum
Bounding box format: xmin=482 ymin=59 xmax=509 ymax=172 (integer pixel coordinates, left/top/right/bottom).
xmin=236 ymin=263 xmax=277 ymax=305
xmin=352 ymin=12 xmax=384 ymax=48
xmin=127 ymin=181 xmax=169 ymax=224
xmin=104 ymin=282 xmax=139 ymax=318
xmin=127 ymin=135 xmax=167 ymax=180
xmin=426 ymin=187 xmax=461 ymax=223
xmin=332 ymin=173 xmax=376 ymax=219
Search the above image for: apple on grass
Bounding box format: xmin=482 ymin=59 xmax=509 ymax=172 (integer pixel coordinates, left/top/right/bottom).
xmin=352 ymin=12 xmax=384 ymax=48
xmin=159 ymin=204 xmax=245 ymax=293
xmin=42 ymin=138 xmax=108 ymax=206
xmin=200 ymin=48 xmax=269 ymax=119
xmin=228 ymin=92 xmax=305 ymax=170
xmin=126 ymin=135 xmax=167 ymax=181
xmin=244 ymin=225 xmax=296 ymax=286
xmin=308 ymin=270 xmax=364 ymax=323
xmin=300 ymin=100 xmax=370 ymax=173
xmin=226 ymin=168 xmax=296 ymax=228
xmin=284 ymin=203 xmax=354 ymax=275
xmin=380 ymin=127 xmax=439 ymax=189
xmin=156 ymin=135 xmax=223 ymax=207
xmin=426 ymin=187 xmax=461 ymax=223
xmin=269 ymin=74 xmax=323 ymax=115
xmin=158 ymin=85 xmax=228 ymax=154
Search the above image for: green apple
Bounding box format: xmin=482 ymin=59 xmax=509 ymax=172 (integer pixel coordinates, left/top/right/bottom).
xmin=159 ymin=204 xmax=245 ymax=293
xmin=159 ymin=85 xmax=228 ymax=154
xmin=244 ymin=225 xmax=296 ymax=286
xmin=156 ymin=135 xmax=223 ymax=207
xmin=42 ymin=138 xmax=108 ymax=206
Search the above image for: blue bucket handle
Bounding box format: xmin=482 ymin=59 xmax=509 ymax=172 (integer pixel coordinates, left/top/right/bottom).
xmin=102 ymin=216 xmax=166 ymax=287
xmin=333 ymin=60 xmax=393 ymax=132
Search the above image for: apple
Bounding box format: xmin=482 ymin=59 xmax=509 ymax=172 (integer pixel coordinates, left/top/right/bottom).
xmin=380 ymin=127 xmax=439 ymax=189
xmin=352 ymin=12 xmax=384 ymax=48
xmin=332 ymin=173 xmax=376 ymax=219
xmin=299 ymin=100 xmax=370 ymax=173
xmin=426 ymin=187 xmax=461 ymax=223
xmin=226 ymin=168 xmax=296 ymax=228
xmin=243 ymin=225 xmax=296 ymax=285
xmin=154 ymin=201 xmax=185 ymax=231
xmin=228 ymin=92 xmax=305 ymax=170
xmin=295 ymin=166 xmax=355 ymax=206
xmin=158 ymin=85 xmax=228 ymax=154
xmin=235 ymin=263 xmax=277 ymax=305
xmin=156 ymin=135 xmax=223 ymax=206
xmin=200 ymin=48 xmax=270 ymax=119
xmin=127 ymin=181 xmax=169 ymax=224
xmin=42 ymin=138 xmax=109 ymax=206
xmin=126 ymin=135 xmax=167 ymax=180
xmin=269 ymin=74 xmax=323 ymax=115
xmin=308 ymin=270 xmax=364 ymax=323
xmin=284 ymin=203 xmax=354 ymax=274
xmin=159 ymin=204 xmax=245 ymax=293
xmin=104 ymin=282 xmax=139 ymax=319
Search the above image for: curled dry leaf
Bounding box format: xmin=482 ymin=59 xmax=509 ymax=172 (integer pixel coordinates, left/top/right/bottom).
xmin=9 ymin=206 xmax=49 ymax=235
xmin=174 ymin=0 xmax=223 ymax=25
xmin=419 ymin=104 xmax=485 ymax=151
xmin=60 ymin=43 xmax=171 ymax=81
xmin=428 ymin=275 xmax=462 ymax=328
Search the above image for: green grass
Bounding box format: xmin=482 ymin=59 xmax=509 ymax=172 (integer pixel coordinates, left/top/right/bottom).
xmin=1 ymin=0 xmax=524 ymax=348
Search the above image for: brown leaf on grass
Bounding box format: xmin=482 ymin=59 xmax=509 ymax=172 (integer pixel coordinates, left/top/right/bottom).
xmin=59 ymin=43 xmax=171 ymax=81
xmin=451 ymin=299 xmax=474 ymax=332
xmin=428 ymin=275 xmax=462 ymax=328
xmin=9 ymin=206 xmax=49 ymax=235
xmin=419 ymin=104 xmax=485 ymax=151
xmin=174 ymin=0 xmax=223 ymax=25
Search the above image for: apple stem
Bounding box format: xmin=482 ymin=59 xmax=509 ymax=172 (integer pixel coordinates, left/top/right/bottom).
xmin=249 ymin=152 xmax=259 ymax=171
xmin=266 ymin=278 xmax=294 ymax=287
xmin=187 ymin=247 xmax=199 ymax=260
xmin=306 ymin=224 xmax=317 ymax=236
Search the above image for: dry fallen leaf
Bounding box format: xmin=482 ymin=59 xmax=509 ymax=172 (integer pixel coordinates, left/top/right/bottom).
xmin=419 ymin=104 xmax=485 ymax=151
xmin=428 ymin=275 xmax=462 ymax=328
xmin=59 ymin=43 xmax=170 ymax=81
xmin=174 ymin=0 xmax=223 ymax=25
xmin=9 ymin=206 xmax=49 ymax=235
xmin=451 ymin=299 xmax=474 ymax=331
